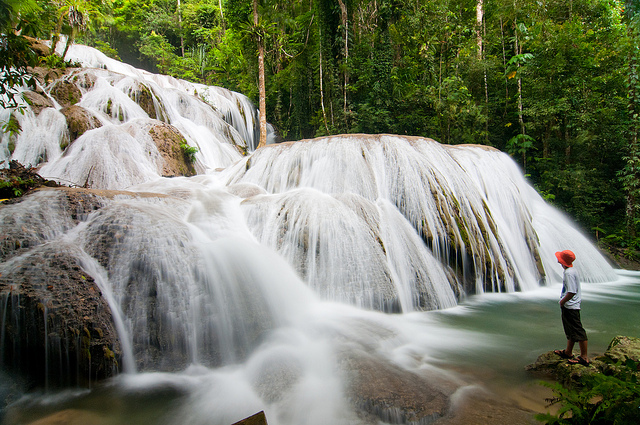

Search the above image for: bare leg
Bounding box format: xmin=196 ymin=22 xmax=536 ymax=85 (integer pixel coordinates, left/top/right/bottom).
xmin=565 ymin=340 xmax=575 ymax=357
xmin=578 ymin=340 xmax=588 ymax=360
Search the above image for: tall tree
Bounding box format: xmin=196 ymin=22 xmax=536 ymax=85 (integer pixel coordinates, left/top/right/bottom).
xmin=337 ymin=0 xmax=349 ymax=124
xmin=622 ymin=0 xmax=640 ymax=236
xmin=0 ymin=0 xmax=39 ymax=111
xmin=51 ymin=0 xmax=105 ymax=60
xmin=253 ymin=0 xmax=267 ymax=148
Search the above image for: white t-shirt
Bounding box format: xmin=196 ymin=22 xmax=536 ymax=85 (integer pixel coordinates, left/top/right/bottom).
xmin=561 ymin=267 xmax=581 ymax=309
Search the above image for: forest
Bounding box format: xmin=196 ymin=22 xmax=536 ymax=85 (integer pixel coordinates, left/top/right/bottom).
xmin=1 ymin=0 xmax=640 ymax=257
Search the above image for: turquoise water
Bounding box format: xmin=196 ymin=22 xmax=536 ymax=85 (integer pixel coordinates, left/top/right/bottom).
xmin=425 ymin=270 xmax=640 ymax=389
xmin=3 ymin=271 xmax=639 ymax=425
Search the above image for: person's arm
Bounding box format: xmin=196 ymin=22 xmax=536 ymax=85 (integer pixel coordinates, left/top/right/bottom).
xmin=560 ymin=292 xmax=575 ymax=307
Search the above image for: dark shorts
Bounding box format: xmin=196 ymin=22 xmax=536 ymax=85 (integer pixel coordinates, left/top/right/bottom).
xmin=561 ymin=307 xmax=588 ymax=341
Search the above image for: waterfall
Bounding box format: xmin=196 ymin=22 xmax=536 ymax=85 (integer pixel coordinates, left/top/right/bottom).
xmin=0 ymin=43 xmax=620 ymax=424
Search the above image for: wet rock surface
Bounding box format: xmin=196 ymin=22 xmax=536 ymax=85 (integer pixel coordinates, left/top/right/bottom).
xmin=339 ymin=348 xmax=451 ymax=424
xmin=49 ymin=79 xmax=82 ymax=108
xmin=127 ymin=83 xmax=164 ymax=121
xmin=0 ymin=188 xmax=106 ymax=262
xmin=0 ymin=244 xmax=121 ymax=388
xmin=0 ymin=187 xmax=176 ymax=387
xmin=60 ymin=105 xmax=103 ymax=143
xmin=525 ymin=335 xmax=640 ymax=386
xmin=145 ymin=121 xmax=196 ymax=177
xmin=21 ymin=90 xmax=55 ymax=115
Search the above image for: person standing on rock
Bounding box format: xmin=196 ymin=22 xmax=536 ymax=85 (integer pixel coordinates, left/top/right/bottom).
xmin=553 ymin=250 xmax=590 ymax=366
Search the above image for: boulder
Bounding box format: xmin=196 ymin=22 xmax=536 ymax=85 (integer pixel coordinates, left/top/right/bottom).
xmin=232 ymin=411 xmax=269 ymax=425
xmin=525 ymin=351 xmax=600 ymax=387
xmin=49 ymin=79 xmax=82 ymax=108
xmin=0 ymin=244 xmax=121 ymax=389
xmin=24 ymin=37 xmax=51 ymax=58
xmin=603 ymin=335 xmax=640 ymax=363
xmin=339 ymin=348 xmax=451 ymax=424
xmin=145 ymin=121 xmax=196 ymax=177
xmin=525 ymin=335 xmax=640 ymax=387
xmin=27 ymin=66 xmax=64 ymax=86
xmin=21 ymin=90 xmax=54 ymax=115
xmin=0 ymin=187 xmax=175 ymax=388
xmin=60 ymin=105 xmax=103 ymax=144
xmin=127 ymin=83 xmax=165 ymax=121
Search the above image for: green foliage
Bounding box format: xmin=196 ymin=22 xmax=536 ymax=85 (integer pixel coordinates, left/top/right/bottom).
xmin=3 ymin=0 xmax=636 ymax=249
xmin=138 ymin=31 xmax=177 ymax=73
xmin=507 ymin=133 xmax=536 ymax=170
xmin=41 ymin=53 xmax=68 ymax=69
xmin=535 ymin=360 xmax=640 ymax=425
xmin=1 ymin=114 xmax=21 ymax=138
xmin=181 ymin=143 xmax=198 ymax=163
xmin=0 ymin=41 xmax=37 ymax=110
xmin=93 ymin=40 xmax=122 ymax=60
xmin=0 ymin=176 xmax=39 ymax=199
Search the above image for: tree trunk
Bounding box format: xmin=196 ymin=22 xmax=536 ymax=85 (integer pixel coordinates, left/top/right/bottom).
xmin=254 ymin=0 xmax=267 ymax=148
xmin=500 ymin=18 xmax=509 ymax=117
xmin=476 ymin=0 xmax=483 ymax=60
xmin=625 ymin=1 xmax=640 ymax=237
xmin=177 ymin=0 xmax=185 ymax=57
xmin=219 ymin=0 xmax=225 ymax=32
xmin=477 ymin=0 xmax=488 ymax=143
xmin=61 ymin=28 xmax=75 ymax=60
xmin=338 ymin=0 xmax=349 ymax=125
xmin=319 ymin=28 xmax=329 ymax=133
xmin=514 ymin=17 xmax=525 ymax=138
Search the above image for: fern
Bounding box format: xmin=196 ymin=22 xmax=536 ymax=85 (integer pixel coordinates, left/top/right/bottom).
xmin=536 ymin=360 xmax=640 ymax=424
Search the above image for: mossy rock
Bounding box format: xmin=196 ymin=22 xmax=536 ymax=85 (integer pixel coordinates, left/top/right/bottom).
xmin=128 ymin=83 xmax=166 ymax=121
xmin=146 ymin=122 xmax=196 ymax=177
xmin=21 ymin=90 xmax=55 ymax=115
xmin=60 ymin=105 xmax=103 ymax=144
xmin=49 ymin=80 xmax=82 ymax=108
xmin=526 ymin=335 xmax=640 ymax=388
xmin=24 ymin=36 xmax=51 ymax=58
xmin=0 ymin=245 xmax=122 ymax=388
xmin=604 ymin=335 xmax=640 ymax=363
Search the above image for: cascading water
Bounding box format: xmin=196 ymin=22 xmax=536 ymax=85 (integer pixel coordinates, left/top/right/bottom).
xmin=0 ymin=43 xmax=622 ymax=424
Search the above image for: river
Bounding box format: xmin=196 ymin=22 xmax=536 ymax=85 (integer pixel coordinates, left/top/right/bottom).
xmin=3 ymin=270 xmax=638 ymax=425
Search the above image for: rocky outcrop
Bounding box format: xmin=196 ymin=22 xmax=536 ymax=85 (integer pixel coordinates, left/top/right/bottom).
xmin=25 ymin=37 xmax=51 ymax=58
xmin=127 ymin=83 xmax=165 ymax=121
xmin=0 ymin=244 xmax=121 ymax=388
xmin=68 ymin=70 xmax=97 ymax=91
xmin=525 ymin=335 xmax=640 ymax=387
xmin=0 ymin=187 xmax=179 ymax=388
xmin=146 ymin=121 xmax=196 ymax=177
xmin=21 ymin=90 xmax=54 ymax=115
xmin=60 ymin=105 xmax=103 ymax=143
xmin=0 ymin=161 xmax=58 ymax=205
xmin=339 ymin=348 xmax=451 ymax=424
xmin=49 ymin=79 xmax=82 ymax=108
xmin=27 ymin=66 xmax=64 ymax=86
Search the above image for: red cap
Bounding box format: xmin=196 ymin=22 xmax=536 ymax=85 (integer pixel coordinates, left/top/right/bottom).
xmin=555 ymin=250 xmax=576 ymax=267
